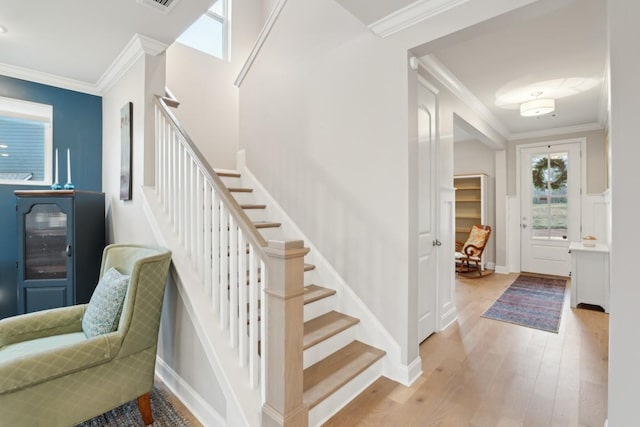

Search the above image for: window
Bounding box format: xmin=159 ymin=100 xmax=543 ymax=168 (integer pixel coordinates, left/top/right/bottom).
xmin=0 ymin=97 xmax=53 ymax=185
xmin=176 ymin=0 xmax=230 ymax=60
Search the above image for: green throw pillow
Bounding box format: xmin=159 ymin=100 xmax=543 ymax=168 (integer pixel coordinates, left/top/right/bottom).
xmin=82 ymin=267 xmax=130 ymax=338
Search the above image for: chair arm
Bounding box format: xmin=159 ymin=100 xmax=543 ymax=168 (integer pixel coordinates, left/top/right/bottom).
xmin=464 ymin=244 xmax=482 ymax=257
xmin=0 ymin=305 xmax=86 ymax=348
xmin=0 ymin=331 xmax=117 ymax=395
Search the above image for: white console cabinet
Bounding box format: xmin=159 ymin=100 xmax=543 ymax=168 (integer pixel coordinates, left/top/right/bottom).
xmin=569 ymin=242 xmax=609 ymax=313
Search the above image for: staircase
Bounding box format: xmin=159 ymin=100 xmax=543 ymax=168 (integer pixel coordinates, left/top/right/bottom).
xmin=147 ymin=95 xmax=387 ymax=426
xmin=218 ymin=170 xmax=386 ymax=426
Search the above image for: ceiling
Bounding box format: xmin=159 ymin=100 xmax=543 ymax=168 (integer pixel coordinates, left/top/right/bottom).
xmin=421 ymin=0 xmax=607 ymax=139
xmin=0 ymin=0 xmax=607 ymax=139
xmin=0 ymin=0 xmax=212 ymax=89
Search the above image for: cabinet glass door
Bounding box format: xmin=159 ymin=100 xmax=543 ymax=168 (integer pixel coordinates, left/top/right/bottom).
xmin=24 ymin=203 xmax=68 ymax=280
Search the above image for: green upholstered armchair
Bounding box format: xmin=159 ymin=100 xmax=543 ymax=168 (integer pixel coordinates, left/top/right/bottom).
xmin=0 ymin=244 xmax=172 ymax=427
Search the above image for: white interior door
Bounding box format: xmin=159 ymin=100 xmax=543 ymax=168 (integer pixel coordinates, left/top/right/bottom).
xmin=417 ymin=82 xmax=438 ymax=342
xmin=520 ymin=142 xmax=582 ymax=276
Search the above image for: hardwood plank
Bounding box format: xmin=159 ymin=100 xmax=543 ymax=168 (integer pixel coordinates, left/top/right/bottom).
xmin=303 ymin=311 xmax=359 ymax=350
xmin=303 ymin=341 xmax=385 ymax=409
xmin=304 ymin=284 xmax=336 ymax=305
xmin=324 ymin=273 xmax=609 ymax=426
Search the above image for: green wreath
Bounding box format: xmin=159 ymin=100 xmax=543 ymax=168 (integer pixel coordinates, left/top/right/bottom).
xmin=532 ymin=157 xmax=567 ymax=190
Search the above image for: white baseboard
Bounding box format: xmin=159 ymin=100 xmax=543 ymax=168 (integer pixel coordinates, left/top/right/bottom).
xmin=494 ymin=265 xmax=510 ymax=274
xmin=385 ymin=355 xmax=422 ymax=387
xmin=155 ymin=357 xmax=226 ymax=427
xmin=486 ymin=262 xmax=496 ymax=270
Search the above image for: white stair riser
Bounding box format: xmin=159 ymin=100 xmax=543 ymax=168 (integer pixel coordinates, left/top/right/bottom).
xmin=257 ymin=227 xmax=285 ymax=241
xmin=304 ymin=295 xmax=335 ymax=322
xmin=303 ymin=326 xmax=356 ymax=369
xmin=308 ymin=358 xmax=384 ymax=427
xmin=218 ymin=176 xmax=243 ymax=188
xmin=229 ymin=192 xmax=255 ymax=204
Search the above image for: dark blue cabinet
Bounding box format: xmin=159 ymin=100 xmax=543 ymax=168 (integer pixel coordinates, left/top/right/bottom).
xmin=16 ymin=190 xmax=105 ymax=314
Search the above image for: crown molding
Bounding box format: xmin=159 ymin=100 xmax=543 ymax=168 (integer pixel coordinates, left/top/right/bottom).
xmin=419 ymin=55 xmax=511 ymax=139
xmin=97 ymin=33 xmax=168 ymax=94
xmin=0 ymin=34 xmax=167 ymax=96
xmin=368 ymin=0 xmax=471 ymax=38
xmin=0 ymin=62 xmax=100 ymax=95
xmin=508 ymin=122 xmax=604 ymax=141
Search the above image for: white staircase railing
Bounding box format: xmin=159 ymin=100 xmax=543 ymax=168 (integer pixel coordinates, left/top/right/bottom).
xmin=152 ymin=95 xmax=308 ymax=426
xmin=155 ymin=95 xmax=266 ymax=387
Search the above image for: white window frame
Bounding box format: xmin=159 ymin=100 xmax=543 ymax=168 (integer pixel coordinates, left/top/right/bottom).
xmin=0 ymin=96 xmax=53 ymax=186
xmin=176 ymin=0 xmax=231 ymax=60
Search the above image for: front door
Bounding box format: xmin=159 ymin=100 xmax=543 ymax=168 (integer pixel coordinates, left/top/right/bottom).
xmin=417 ymin=81 xmax=438 ymax=342
xmin=520 ymin=141 xmax=582 ymax=276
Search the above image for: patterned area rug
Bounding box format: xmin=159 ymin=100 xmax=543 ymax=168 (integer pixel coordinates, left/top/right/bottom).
xmin=482 ymin=274 xmax=567 ymax=333
xmin=76 ymin=386 xmax=191 ymax=426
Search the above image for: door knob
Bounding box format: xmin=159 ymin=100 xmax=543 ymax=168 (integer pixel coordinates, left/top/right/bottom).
xmin=521 ymin=223 xmax=528 ymax=229
xmin=433 ymin=239 xmax=442 ymax=247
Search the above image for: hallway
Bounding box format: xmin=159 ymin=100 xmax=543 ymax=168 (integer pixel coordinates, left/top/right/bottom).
xmin=324 ymin=273 xmax=608 ymax=426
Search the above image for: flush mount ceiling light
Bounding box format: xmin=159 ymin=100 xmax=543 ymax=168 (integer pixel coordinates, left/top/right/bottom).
xmin=520 ymin=98 xmax=555 ymax=117
xmin=0 ymin=25 xmax=7 ymax=34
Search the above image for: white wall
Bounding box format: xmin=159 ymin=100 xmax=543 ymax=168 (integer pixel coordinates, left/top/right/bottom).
xmin=165 ymin=0 xmax=264 ymax=169
xmin=102 ymin=52 xmax=226 ymax=423
xmin=240 ymin=0 xmax=416 ymax=364
xmin=454 ymin=139 xmax=496 ymax=266
xmin=607 ymin=1 xmax=640 ymax=425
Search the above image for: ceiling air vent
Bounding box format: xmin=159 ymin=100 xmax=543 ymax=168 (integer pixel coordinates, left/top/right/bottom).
xmin=136 ymin=0 xmax=181 ymax=14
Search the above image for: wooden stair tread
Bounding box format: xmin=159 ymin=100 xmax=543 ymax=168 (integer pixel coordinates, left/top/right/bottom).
xmin=303 ymin=311 xmax=359 ymax=350
xmin=254 ymin=221 xmax=281 ymax=229
xmin=304 ymin=285 xmax=336 ymax=305
xmin=241 ymin=204 xmax=266 ymax=209
xmin=304 ymin=263 xmax=315 ymax=272
xmin=215 ymin=169 xmax=241 ymax=178
xmin=228 ymin=187 xmax=253 ymax=193
xmin=303 ymin=341 xmax=385 ymax=409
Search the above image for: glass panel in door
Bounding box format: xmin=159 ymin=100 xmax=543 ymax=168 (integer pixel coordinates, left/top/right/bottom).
xmin=24 ymin=203 xmax=67 ymax=280
xmin=530 ymin=151 xmax=569 ymax=240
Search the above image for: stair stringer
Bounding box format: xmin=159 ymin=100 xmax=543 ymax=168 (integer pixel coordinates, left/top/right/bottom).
xmin=237 ymin=151 xmax=421 ymax=386
xmin=141 ymin=185 xmax=261 ymax=427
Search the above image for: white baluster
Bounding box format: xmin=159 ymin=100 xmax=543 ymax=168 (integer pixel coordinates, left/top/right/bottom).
xmin=229 ymin=217 xmax=239 ymax=348
xmin=204 ymin=183 xmax=212 ymax=297
xmin=238 ymin=231 xmax=248 ymax=367
xmin=211 ymin=192 xmax=220 ymax=313
xmin=249 ymin=246 xmax=259 ymax=388
xmin=196 ymin=171 xmax=204 ymax=275
xmin=219 ymin=205 xmax=229 ymax=329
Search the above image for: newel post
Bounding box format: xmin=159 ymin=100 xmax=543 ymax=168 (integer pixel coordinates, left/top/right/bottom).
xmin=262 ymin=240 xmax=309 ymax=427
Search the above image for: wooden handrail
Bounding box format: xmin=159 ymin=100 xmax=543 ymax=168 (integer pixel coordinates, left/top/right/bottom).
xmin=153 ymin=95 xmax=267 ymax=250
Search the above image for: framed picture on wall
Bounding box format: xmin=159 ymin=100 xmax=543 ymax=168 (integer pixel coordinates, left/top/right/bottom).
xmin=120 ymin=102 xmax=133 ymax=201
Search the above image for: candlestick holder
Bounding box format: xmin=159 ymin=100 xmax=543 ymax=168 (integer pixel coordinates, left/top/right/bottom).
xmin=64 ymin=148 xmax=74 ymax=189
xmin=51 ymin=148 xmax=62 ymax=190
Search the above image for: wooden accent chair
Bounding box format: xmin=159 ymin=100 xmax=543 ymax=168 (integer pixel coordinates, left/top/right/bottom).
xmin=455 ymin=225 xmax=491 ymax=277
xmin=0 ymin=244 xmax=171 ymax=426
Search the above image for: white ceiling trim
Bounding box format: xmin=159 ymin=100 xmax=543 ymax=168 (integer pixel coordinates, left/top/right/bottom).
xmin=0 ymin=34 xmax=167 ymax=96
xmin=508 ymin=122 xmax=603 ymax=141
xmin=0 ymin=62 xmax=100 ymax=95
xmin=96 ymin=34 xmax=168 ymax=94
xmin=420 ymin=55 xmax=511 ymax=139
xmin=368 ymin=0 xmax=471 ymax=38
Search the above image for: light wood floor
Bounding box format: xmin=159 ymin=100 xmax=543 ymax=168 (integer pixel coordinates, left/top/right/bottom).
xmin=324 ymin=272 xmax=609 ymax=427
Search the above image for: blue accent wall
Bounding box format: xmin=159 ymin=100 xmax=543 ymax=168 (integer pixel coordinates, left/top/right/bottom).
xmin=0 ymin=75 xmax=102 ymax=319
